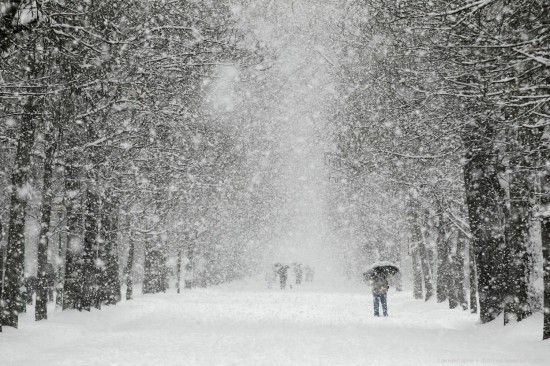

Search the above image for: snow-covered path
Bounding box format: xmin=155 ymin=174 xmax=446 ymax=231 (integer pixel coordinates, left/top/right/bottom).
xmin=1 ymin=279 xmax=548 ymax=366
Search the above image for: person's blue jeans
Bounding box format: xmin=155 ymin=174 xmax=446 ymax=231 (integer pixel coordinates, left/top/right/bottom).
xmin=373 ymin=293 xmax=388 ymax=316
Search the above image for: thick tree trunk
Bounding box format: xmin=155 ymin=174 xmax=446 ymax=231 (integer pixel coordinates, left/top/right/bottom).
xmin=503 ymin=127 xmax=540 ymax=324
xmin=418 ymin=239 xmax=434 ymax=301
xmin=62 ymin=162 xmax=83 ymax=310
xmin=408 ymin=197 xmax=424 ymax=300
xmin=463 ymin=145 xmax=507 ymax=323
xmin=101 ymin=191 xmax=121 ymax=305
xmin=55 ymin=210 xmax=65 ymax=309
xmin=36 ymin=123 xmax=58 ymax=321
xmin=454 ymin=232 xmax=468 ymax=310
xmin=469 ymin=242 xmax=478 ymax=314
xmin=143 ymin=236 xmax=166 ymax=294
xmin=82 ymin=188 xmax=100 ymax=311
xmin=125 ymin=232 xmax=135 ymax=301
xmin=503 ymin=170 xmax=533 ymax=324
xmin=436 ymin=206 xmax=450 ymax=303
xmin=0 ymin=101 xmax=37 ymax=329
xmin=416 ymin=209 xmax=434 ymax=301
xmin=143 ymin=238 xmax=154 ymax=294
xmin=0 ymin=221 xmax=4 ymax=332
xmin=541 ymin=204 xmax=550 ymax=340
xmin=540 ymin=161 xmax=550 ymax=340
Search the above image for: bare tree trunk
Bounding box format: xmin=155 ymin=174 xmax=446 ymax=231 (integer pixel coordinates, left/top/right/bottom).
xmin=407 ymin=197 xmax=425 ymax=300
xmin=418 ymin=240 xmax=434 ymax=301
xmin=62 ymin=162 xmax=83 ymax=310
xmin=176 ymin=249 xmax=182 ymax=294
xmin=412 ymin=251 xmax=423 ymax=299
xmin=0 ymin=98 xmax=37 ymax=329
xmin=0 ymin=221 xmax=4 ymax=332
xmin=101 ymin=191 xmax=121 ymax=305
xmin=417 ymin=208 xmax=434 ymax=301
xmin=454 ymin=232 xmax=468 ymax=310
xmin=541 ymin=203 xmax=550 ymax=340
xmin=143 ymin=235 xmax=166 ymax=294
xmin=540 ymin=159 xmax=550 ymax=340
xmin=82 ymin=187 xmax=99 ymax=311
xmin=125 ymin=232 xmax=135 ymax=301
xmin=469 ymin=242 xmax=478 ymax=314
xmin=463 ymin=127 xmax=507 ymax=323
xmin=503 ymin=127 xmax=541 ymax=324
xmin=55 ymin=210 xmax=65 ymax=309
xmin=436 ymin=206 xmax=450 ymax=303
xmin=36 ymin=123 xmax=58 ymax=321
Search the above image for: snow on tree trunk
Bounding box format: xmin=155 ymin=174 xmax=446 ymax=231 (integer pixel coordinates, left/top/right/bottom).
xmin=62 ymin=162 xmax=83 ymax=310
xmin=503 ymin=127 xmax=541 ymax=324
xmin=0 ymin=218 xmax=4 ymax=332
xmin=463 ymin=127 xmax=507 ymax=323
xmin=100 ymin=191 xmax=121 ymax=305
xmin=469 ymin=243 xmax=478 ymax=314
xmin=143 ymin=235 xmax=168 ymax=294
xmin=125 ymin=232 xmax=135 ymax=301
xmin=454 ymin=232 xmax=468 ymax=310
xmin=36 ymin=123 xmax=58 ymax=321
xmin=407 ymin=196 xmax=426 ymax=300
xmin=0 ymin=98 xmax=37 ymax=329
xmin=540 ymin=161 xmax=550 ymax=340
xmin=436 ymin=206 xmax=450 ymax=304
xmin=82 ymin=187 xmax=100 ymax=311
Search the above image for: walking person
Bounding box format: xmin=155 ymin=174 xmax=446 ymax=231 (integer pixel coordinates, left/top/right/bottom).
xmin=370 ymin=273 xmax=389 ymax=317
xmin=294 ymin=263 xmax=303 ymax=285
xmin=277 ymin=264 xmax=289 ymax=290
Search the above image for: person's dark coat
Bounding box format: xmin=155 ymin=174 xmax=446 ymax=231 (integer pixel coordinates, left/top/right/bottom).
xmin=370 ymin=274 xmax=389 ymax=295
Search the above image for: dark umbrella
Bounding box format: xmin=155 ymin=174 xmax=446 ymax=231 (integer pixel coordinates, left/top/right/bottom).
xmin=363 ymin=261 xmax=400 ymax=280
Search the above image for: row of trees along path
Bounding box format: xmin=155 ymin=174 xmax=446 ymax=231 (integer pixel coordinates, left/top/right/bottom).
xmin=325 ymin=0 xmax=550 ymax=340
xmin=1 ymin=0 xmax=550 ymax=342
xmin=0 ymin=1 xmax=264 ymax=331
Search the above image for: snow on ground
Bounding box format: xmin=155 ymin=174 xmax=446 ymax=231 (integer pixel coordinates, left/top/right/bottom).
xmin=1 ymin=278 xmax=548 ymax=366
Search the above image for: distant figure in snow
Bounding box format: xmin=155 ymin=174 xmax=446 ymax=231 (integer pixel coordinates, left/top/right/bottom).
xmin=305 ymin=266 xmax=315 ymax=282
xmin=277 ymin=264 xmax=289 ymax=290
xmin=304 ymin=265 xmax=312 ymax=282
xmin=265 ymin=265 xmax=277 ymax=289
xmin=370 ymin=273 xmax=389 ymax=317
xmin=294 ymin=263 xmax=303 ymax=285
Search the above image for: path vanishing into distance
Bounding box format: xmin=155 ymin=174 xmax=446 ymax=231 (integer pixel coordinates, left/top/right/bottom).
xmin=2 ymin=278 xmax=548 ymax=366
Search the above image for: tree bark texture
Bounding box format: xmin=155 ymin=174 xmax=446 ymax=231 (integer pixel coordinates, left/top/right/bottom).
xmin=36 ymin=123 xmax=58 ymax=321
xmin=540 ymin=202 xmax=550 ymax=340
xmin=100 ymin=191 xmax=121 ymax=305
xmin=62 ymin=162 xmax=83 ymax=310
xmin=454 ymin=232 xmax=468 ymax=310
xmin=0 ymin=100 xmax=37 ymax=329
xmin=143 ymin=236 xmax=167 ymax=294
xmin=469 ymin=242 xmax=478 ymax=314
xmin=407 ymin=198 xmax=426 ymax=300
xmin=503 ymin=127 xmax=541 ymax=324
xmin=540 ymin=162 xmax=550 ymax=340
xmin=125 ymin=232 xmax=135 ymax=301
xmin=82 ymin=187 xmax=100 ymax=311
xmin=463 ymin=139 xmax=507 ymax=323
xmin=436 ymin=206 xmax=450 ymax=303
